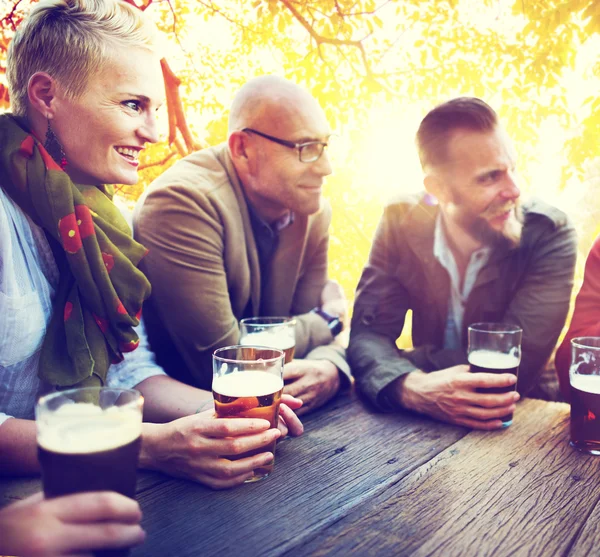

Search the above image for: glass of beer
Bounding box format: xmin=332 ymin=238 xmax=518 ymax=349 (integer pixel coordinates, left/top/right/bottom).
xmin=467 ymin=322 xmax=522 ymax=427
xmin=212 ymin=345 xmax=284 ymax=482
xmin=36 ymin=387 xmax=143 ymax=557
xmin=569 ymin=337 xmax=600 ymax=455
xmin=239 ymin=317 xmax=296 ymax=364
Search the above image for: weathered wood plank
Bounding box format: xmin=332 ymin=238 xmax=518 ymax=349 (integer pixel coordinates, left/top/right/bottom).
xmin=132 ymin=394 xmax=469 ymax=557
xmin=138 ymin=471 xmax=171 ymax=494
xmin=565 ymin=471 xmax=600 ymax=556
xmin=294 ymin=399 xmax=600 ymax=557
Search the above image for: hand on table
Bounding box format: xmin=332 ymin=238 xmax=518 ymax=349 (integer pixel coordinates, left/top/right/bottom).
xmin=283 ymin=359 xmax=340 ymax=415
xmin=0 ymin=491 xmax=144 ymax=557
xmin=141 ymin=412 xmax=282 ymax=489
xmin=397 ymin=365 xmax=519 ymax=430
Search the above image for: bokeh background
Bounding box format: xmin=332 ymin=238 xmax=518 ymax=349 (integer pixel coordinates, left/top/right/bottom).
xmin=1 ymin=0 xmax=599 ymax=347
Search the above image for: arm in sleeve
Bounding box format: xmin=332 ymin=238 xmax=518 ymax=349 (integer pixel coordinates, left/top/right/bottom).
xmin=106 ymin=316 xmax=166 ymax=390
xmin=135 ymin=185 xmax=238 ymax=387
xmin=504 ymin=218 xmax=577 ymax=396
xmin=292 ymin=231 xmax=333 ymax=357
xmin=290 ymin=207 xmax=351 ymax=382
xmin=0 ymin=418 xmax=39 ymax=475
xmin=555 ymin=235 xmax=600 ymax=401
xmin=348 ymin=207 xmax=423 ymax=410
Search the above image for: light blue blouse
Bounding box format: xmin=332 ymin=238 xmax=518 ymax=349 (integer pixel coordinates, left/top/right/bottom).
xmin=0 ymin=187 xmax=165 ymax=426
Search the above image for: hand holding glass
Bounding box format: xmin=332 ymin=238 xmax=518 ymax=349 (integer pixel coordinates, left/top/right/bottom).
xmin=36 ymin=387 xmax=143 ymax=557
xmin=212 ymin=346 xmax=284 ymax=482
xmin=468 ymin=322 xmax=522 ymax=427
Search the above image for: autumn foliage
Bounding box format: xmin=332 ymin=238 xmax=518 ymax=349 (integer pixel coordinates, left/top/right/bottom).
xmin=1 ymin=0 xmax=599 ymax=315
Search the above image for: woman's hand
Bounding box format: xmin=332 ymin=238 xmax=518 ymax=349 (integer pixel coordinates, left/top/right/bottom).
xmin=140 ymin=413 xmax=282 ymax=489
xmin=277 ymin=394 xmax=304 ymax=437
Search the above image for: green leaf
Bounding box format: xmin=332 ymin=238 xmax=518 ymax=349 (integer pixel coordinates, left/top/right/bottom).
xmin=277 ymin=15 xmax=286 ymax=33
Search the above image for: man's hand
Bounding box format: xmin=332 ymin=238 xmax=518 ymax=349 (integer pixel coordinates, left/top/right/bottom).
xmin=396 ymin=365 xmax=520 ymax=430
xmin=277 ymin=394 xmax=304 ymax=437
xmin=283 ymin=359 xmax=340 ymax=415
xmin=140 ymin=413 xmax=283 ymax=489
xmin=320 ymin=279 xmax=348 ymax=326
xmin=0 ymin=491 xmax=145 ymax=557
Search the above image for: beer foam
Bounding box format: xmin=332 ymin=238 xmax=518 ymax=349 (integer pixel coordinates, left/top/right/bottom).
xmin=213 ymin=370 xmax=283 ymax=398
xmin=468 ymin=349 xmax=520 ymax=369
xmin=240 ymin=331 xmax=295 ymax=351
xmin=37 ymin=403 xmax=141 ymax=454
xmin=571 ymin=374 xmax=600 ymax=394
xmin=570 ymin=351 xmax=599 ymax=376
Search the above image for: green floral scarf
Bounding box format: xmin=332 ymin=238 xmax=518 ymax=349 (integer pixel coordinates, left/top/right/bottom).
xmin=0 ymin=114 xmax=151 ymax=387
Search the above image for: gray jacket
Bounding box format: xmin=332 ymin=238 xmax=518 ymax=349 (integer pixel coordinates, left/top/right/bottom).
xmin=349 ymin=193 xmax=577 ymax=410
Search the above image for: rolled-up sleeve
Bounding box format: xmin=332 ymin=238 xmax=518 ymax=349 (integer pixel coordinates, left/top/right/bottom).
xmin=0 ymin=413 xmax=12 ymax=427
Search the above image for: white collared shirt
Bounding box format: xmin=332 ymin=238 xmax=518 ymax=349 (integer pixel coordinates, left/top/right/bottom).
xmin=433 ymin=214 xmax=491 ymax=349
xmin=0 ymin=187 xmax=165 ymax=427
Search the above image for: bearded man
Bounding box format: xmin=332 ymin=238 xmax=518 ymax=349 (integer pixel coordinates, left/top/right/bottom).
xmin=348 ymin=97 xmax=577 ymax=429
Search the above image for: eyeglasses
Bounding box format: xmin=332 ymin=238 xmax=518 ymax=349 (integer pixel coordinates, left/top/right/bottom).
xmin=242 ymin=128 xmax=333 ymax=163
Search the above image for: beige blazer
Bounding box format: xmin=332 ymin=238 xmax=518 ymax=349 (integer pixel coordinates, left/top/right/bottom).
xmin=133 ymin=143 xmax=349 ymax=390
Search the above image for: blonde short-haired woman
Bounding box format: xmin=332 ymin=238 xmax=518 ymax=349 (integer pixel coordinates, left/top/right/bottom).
xmin=0 ymin=0 xmax=302 ymax=494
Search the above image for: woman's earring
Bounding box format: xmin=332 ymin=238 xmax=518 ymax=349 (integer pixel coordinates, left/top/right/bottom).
xmin=43 ymin=118 xmax=67 ymax=170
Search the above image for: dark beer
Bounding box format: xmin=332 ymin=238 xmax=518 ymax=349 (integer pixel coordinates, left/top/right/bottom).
xmin=240 ymin=331 xmax=295 ymax=364
xmin=213 ymin=370 xmax=283 ymax=481
xmin=37 ymin=403 xmax=142 ymax=557
xmin=570 ymin=375 xmax=600 ymax=455
xmin=38 ymin=437 xmax=141 ymax=499
xmin=469 ymin=349 xmax=520 ymax=425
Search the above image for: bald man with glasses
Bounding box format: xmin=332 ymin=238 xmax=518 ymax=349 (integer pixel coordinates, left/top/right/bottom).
xmin=133 ymin=76 xmax=350 ymax=414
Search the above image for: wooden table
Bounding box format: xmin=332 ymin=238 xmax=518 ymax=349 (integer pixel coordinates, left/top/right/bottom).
xmin=2 ymin=395 xmax=599 ymax=556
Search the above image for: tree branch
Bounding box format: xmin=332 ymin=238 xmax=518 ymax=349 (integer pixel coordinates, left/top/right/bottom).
xmin=1 ymin=0 xmax=24 ymax=32
xmin=122 ymin=0 xmax=153 ymax=12
xmin=196 ymin=0 xmax=259 ymax=35
xmin=162 ymin=0 xmax=202 ymax=76
xmin=278 ymin=0 xmax=374 ymax=78
xmin=279 ymin=0 xmax=360 ymax=47
xmin=139 ymin=149 xmax=178 ymax=170
xmin=330 ymin=0 xmax=393 ymax=18
xmin=380 ymin=31 xmax=411 ymax=60
xmin=161 ymin=58 xmax=195 ymax=153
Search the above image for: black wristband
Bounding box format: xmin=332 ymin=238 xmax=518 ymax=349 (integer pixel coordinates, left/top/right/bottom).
xmin=311 ymin=307 xmax=343 ymax=337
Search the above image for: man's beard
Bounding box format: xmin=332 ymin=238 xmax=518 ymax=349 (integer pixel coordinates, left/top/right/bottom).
xmin=471 ymin=201 xmax=523 ymax=248
xmin=449 ymin=195 xmax=523 ymax=247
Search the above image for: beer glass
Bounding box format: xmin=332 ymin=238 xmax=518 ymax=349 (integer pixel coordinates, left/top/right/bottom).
xmin=240 ymin=317 xmax=296 ymax=364
xmin=569 ymin=337 xmax=600 ymax=455
xmin=212 ymin=345 xmax=284 ymax=482
xmin=36 ymin=387 xmax=143 ymax=557
xmin=467 ymin=322 xmax=522 ymax=427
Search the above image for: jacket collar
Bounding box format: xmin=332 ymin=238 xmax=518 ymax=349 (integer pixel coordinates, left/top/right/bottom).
xmin=399 ymin=194 xmax=520 ymax=320
xmin=400 ymin=198 xmax=449 ymax=326
xmin=213 ymin=143 xmax=308 ymax=318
